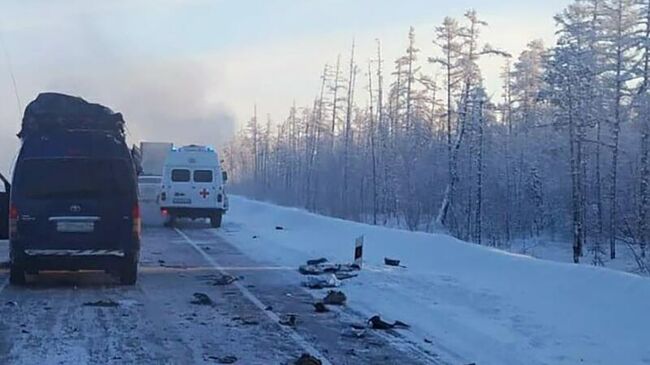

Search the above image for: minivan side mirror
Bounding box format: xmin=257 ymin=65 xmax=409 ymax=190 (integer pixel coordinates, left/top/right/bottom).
xmin=0 ymin=172 xmax=10 ymax=240
xmin=222 ymin=171 xmax=228 ymax=182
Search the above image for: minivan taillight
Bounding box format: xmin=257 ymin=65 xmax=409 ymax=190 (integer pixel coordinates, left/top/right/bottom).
xmin=132 ymin=204 xmax=141 ymax=238
xmin=9 ymin=204 xmax=18 ymax=239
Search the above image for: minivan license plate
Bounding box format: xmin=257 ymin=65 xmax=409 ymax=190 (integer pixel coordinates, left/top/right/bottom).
xmin=57 ymin=222 xmax=94 ymax=233
xmin=172 ymin=198 xmax=191 ymax=204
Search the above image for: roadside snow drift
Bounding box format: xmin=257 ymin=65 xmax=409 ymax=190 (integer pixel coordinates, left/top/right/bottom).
xmin=218 ymin=195 xmax=650 ymax=365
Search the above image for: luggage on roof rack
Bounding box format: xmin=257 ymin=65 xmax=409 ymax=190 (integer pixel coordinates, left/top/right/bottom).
xmin=18 ymin=92 xmax=126 ymax=139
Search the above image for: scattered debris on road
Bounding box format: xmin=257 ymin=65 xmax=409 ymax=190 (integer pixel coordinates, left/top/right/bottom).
xmin=275 ymin=226 xmax=284 ymax=230
xmin=217 ymin=355 xmax=238 ymax=364
xmin=278 ymin=313 xmax=298 ymax=327
xmin=341 ymin=327 xmax=367 ymax=338
xmin=294 ymin=353 xmax=322 ymax=365
xmin=83 ymin=299 xmax=119 ymax=308
xmin=299 ymin=261 xmax=360 ymax=276
xmin=313 ymin=302 xmax=329 ymax=313
xmin=5 ymin=301 xmax=18 ymax=307
xmin=306 ymin=257 xmax=328 ymax=265
xmin=190 ymin=292 xmax=214 ymax=306
xmin=205 ymin=354 xmax=238 ymax=364
xmin=368 ymin=315 xmax=410 ymax=330
xmin=302 ymin=274 xmax=340 ymax=289
xmin=322 ymin=290 xmax=347 ymax=305
xmin=334 ymin=272 xmax=358 ymax=280
xmin=424 ymin=338 xmax=433 ymax=344
xmin=231 ymin=316 xmax=259 ymax=326
xmin=212 ymin=274 xmax=238 ymax=286
xmin=384 ymin=257 xmax=401 ymax=266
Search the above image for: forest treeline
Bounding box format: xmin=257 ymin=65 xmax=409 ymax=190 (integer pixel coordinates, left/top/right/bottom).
xmin=224 ymin=0 xmax=650 ymax=266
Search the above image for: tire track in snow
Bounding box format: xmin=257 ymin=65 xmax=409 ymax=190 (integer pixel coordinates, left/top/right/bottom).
xmin=174 ymin=227 xmax=334 ymax=365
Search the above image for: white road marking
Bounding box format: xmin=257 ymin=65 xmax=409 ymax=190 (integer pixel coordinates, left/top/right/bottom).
xmin=174 ymin=228 xmax=333 ymax=365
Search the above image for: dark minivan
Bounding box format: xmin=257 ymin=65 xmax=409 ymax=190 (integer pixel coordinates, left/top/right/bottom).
xmin=6 ymin=93 xmax=140 ymax=285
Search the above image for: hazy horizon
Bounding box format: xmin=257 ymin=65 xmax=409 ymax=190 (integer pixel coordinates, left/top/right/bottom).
xmin=0 ymin=0 xmax=570 ymax=173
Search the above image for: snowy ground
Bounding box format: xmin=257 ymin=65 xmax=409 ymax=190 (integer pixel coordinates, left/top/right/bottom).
xmin=219 ymin=195 xmax=650 ymax=365
xmin=507 ymin=236 xmax=647 ymax=274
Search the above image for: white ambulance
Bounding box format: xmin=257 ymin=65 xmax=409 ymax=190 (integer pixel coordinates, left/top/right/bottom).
xmin=159 ymin=145 xmax=228 ymax=227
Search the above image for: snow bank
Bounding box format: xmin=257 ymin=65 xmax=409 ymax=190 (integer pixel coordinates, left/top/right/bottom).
xmin=220 ymin=195 xmax=650 ymax=365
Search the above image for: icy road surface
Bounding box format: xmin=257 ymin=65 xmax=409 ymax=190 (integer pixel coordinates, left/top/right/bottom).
xmin=0 ymin=224 xmax=432 ymax=365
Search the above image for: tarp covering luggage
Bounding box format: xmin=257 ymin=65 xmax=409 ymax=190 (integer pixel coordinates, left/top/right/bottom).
xmin=19 ymin=92 xmax=125 ymax=139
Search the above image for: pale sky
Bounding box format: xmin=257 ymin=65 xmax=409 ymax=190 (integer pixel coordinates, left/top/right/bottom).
xmin=0 ymin=0 xmax=571 ymax=173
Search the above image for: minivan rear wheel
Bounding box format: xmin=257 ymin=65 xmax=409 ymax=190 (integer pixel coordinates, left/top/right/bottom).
xmin=119 ymin=257 xmax=138 ymax=285
xmin=9 ymin=264 xmax=26 ymax=285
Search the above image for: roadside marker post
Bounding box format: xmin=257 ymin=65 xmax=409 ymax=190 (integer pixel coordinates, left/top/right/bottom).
xmin=354 ymin=235 xmax=364 ymax=268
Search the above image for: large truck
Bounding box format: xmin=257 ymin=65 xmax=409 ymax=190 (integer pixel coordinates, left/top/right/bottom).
xmin=139 ymin=142 xmax=173 ymax=176
xmin=6 ymin=92 xmax=141 ymax=285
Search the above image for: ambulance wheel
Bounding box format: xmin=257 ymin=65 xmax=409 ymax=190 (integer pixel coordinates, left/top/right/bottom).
xmin=164 ymin=215 xmax=176 ymax=228
xmin=210 ymin=213 xmax=222 ymax=228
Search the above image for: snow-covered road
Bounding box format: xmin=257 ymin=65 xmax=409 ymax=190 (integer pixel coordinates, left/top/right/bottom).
xmin=0 ymin=224 xmax=430 ymax=365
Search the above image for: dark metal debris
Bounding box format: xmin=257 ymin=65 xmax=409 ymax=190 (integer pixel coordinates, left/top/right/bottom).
xmin=279 ymin=314 xmax=297 ymax=327
xmin=384 ymin=258 xmax=401 ymax=266
xmin=313 ymin=302 xmax=329 ymax=313
xmin=217 ymin=356 xmax=238 ymax=364
xmin=306 ymin=257 xmax=328 ymax=265
xmin=83 ymin=300 xmax=119 ymax=308
xmin=322 ymin=290 xmax=347 ymax=305
xmin=294 ymin=353 xmax=322 ymax=365
xmin=190 ymin=292 xmax=214 ymax=306
xmin=368 ymin=315 xmax=410 ymax=330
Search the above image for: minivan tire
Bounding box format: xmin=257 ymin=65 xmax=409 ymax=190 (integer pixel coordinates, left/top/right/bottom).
xmin=119 ymin=257 xmax=138 ymax=285
xmin=9 ymin=264 xmax=26 ymax=285
xmin=210 ymin=213 xmax=222 ymax=228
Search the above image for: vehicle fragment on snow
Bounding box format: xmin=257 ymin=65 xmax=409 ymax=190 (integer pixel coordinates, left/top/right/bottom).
xmin=294 ymin=353 xmax=322 ymax=365
xmin=302 ymin=274 xmax=340 ymax=289
xmin=83 ymin=299 xmax=119 ymax=308
xmin=367 ymin=315 xmax=410 ymax=330
xmin=190 ymin=292 xmax=214 ymax=306
xmin=211 ymin=274 xmax=238 ymax=286
xmin=313 ymin=302 xmax=329 ymax=313
xmin=278 ymin=313 xmax=298 ymax=327
xmin=322 ymin=290 xmax=347 ymax=305
xmin=384 ymin=257 xmax=401 ymax=267
xmin=298 ymin=258 xmax=360 ymax=277
xmin=205 ymin=355 xmax=238 ymax=364
xmin=306 ymin=257 xmax=328 ymax=265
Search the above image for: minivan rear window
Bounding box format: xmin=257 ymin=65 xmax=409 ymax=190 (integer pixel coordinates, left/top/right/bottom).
xmin=193 ymin=170 xmax=213 ymax=183
xmin=171 ymin=169 xmax=190 ymax=182
xmin=15 ymin=158 xmax=134 ymax=199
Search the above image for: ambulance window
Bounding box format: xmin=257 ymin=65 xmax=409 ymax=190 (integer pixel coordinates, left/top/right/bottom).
xmin=171 ymin=169 xmax=190 ymax=182
xmin=193 ymin=170 xmax=213 ymax=183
